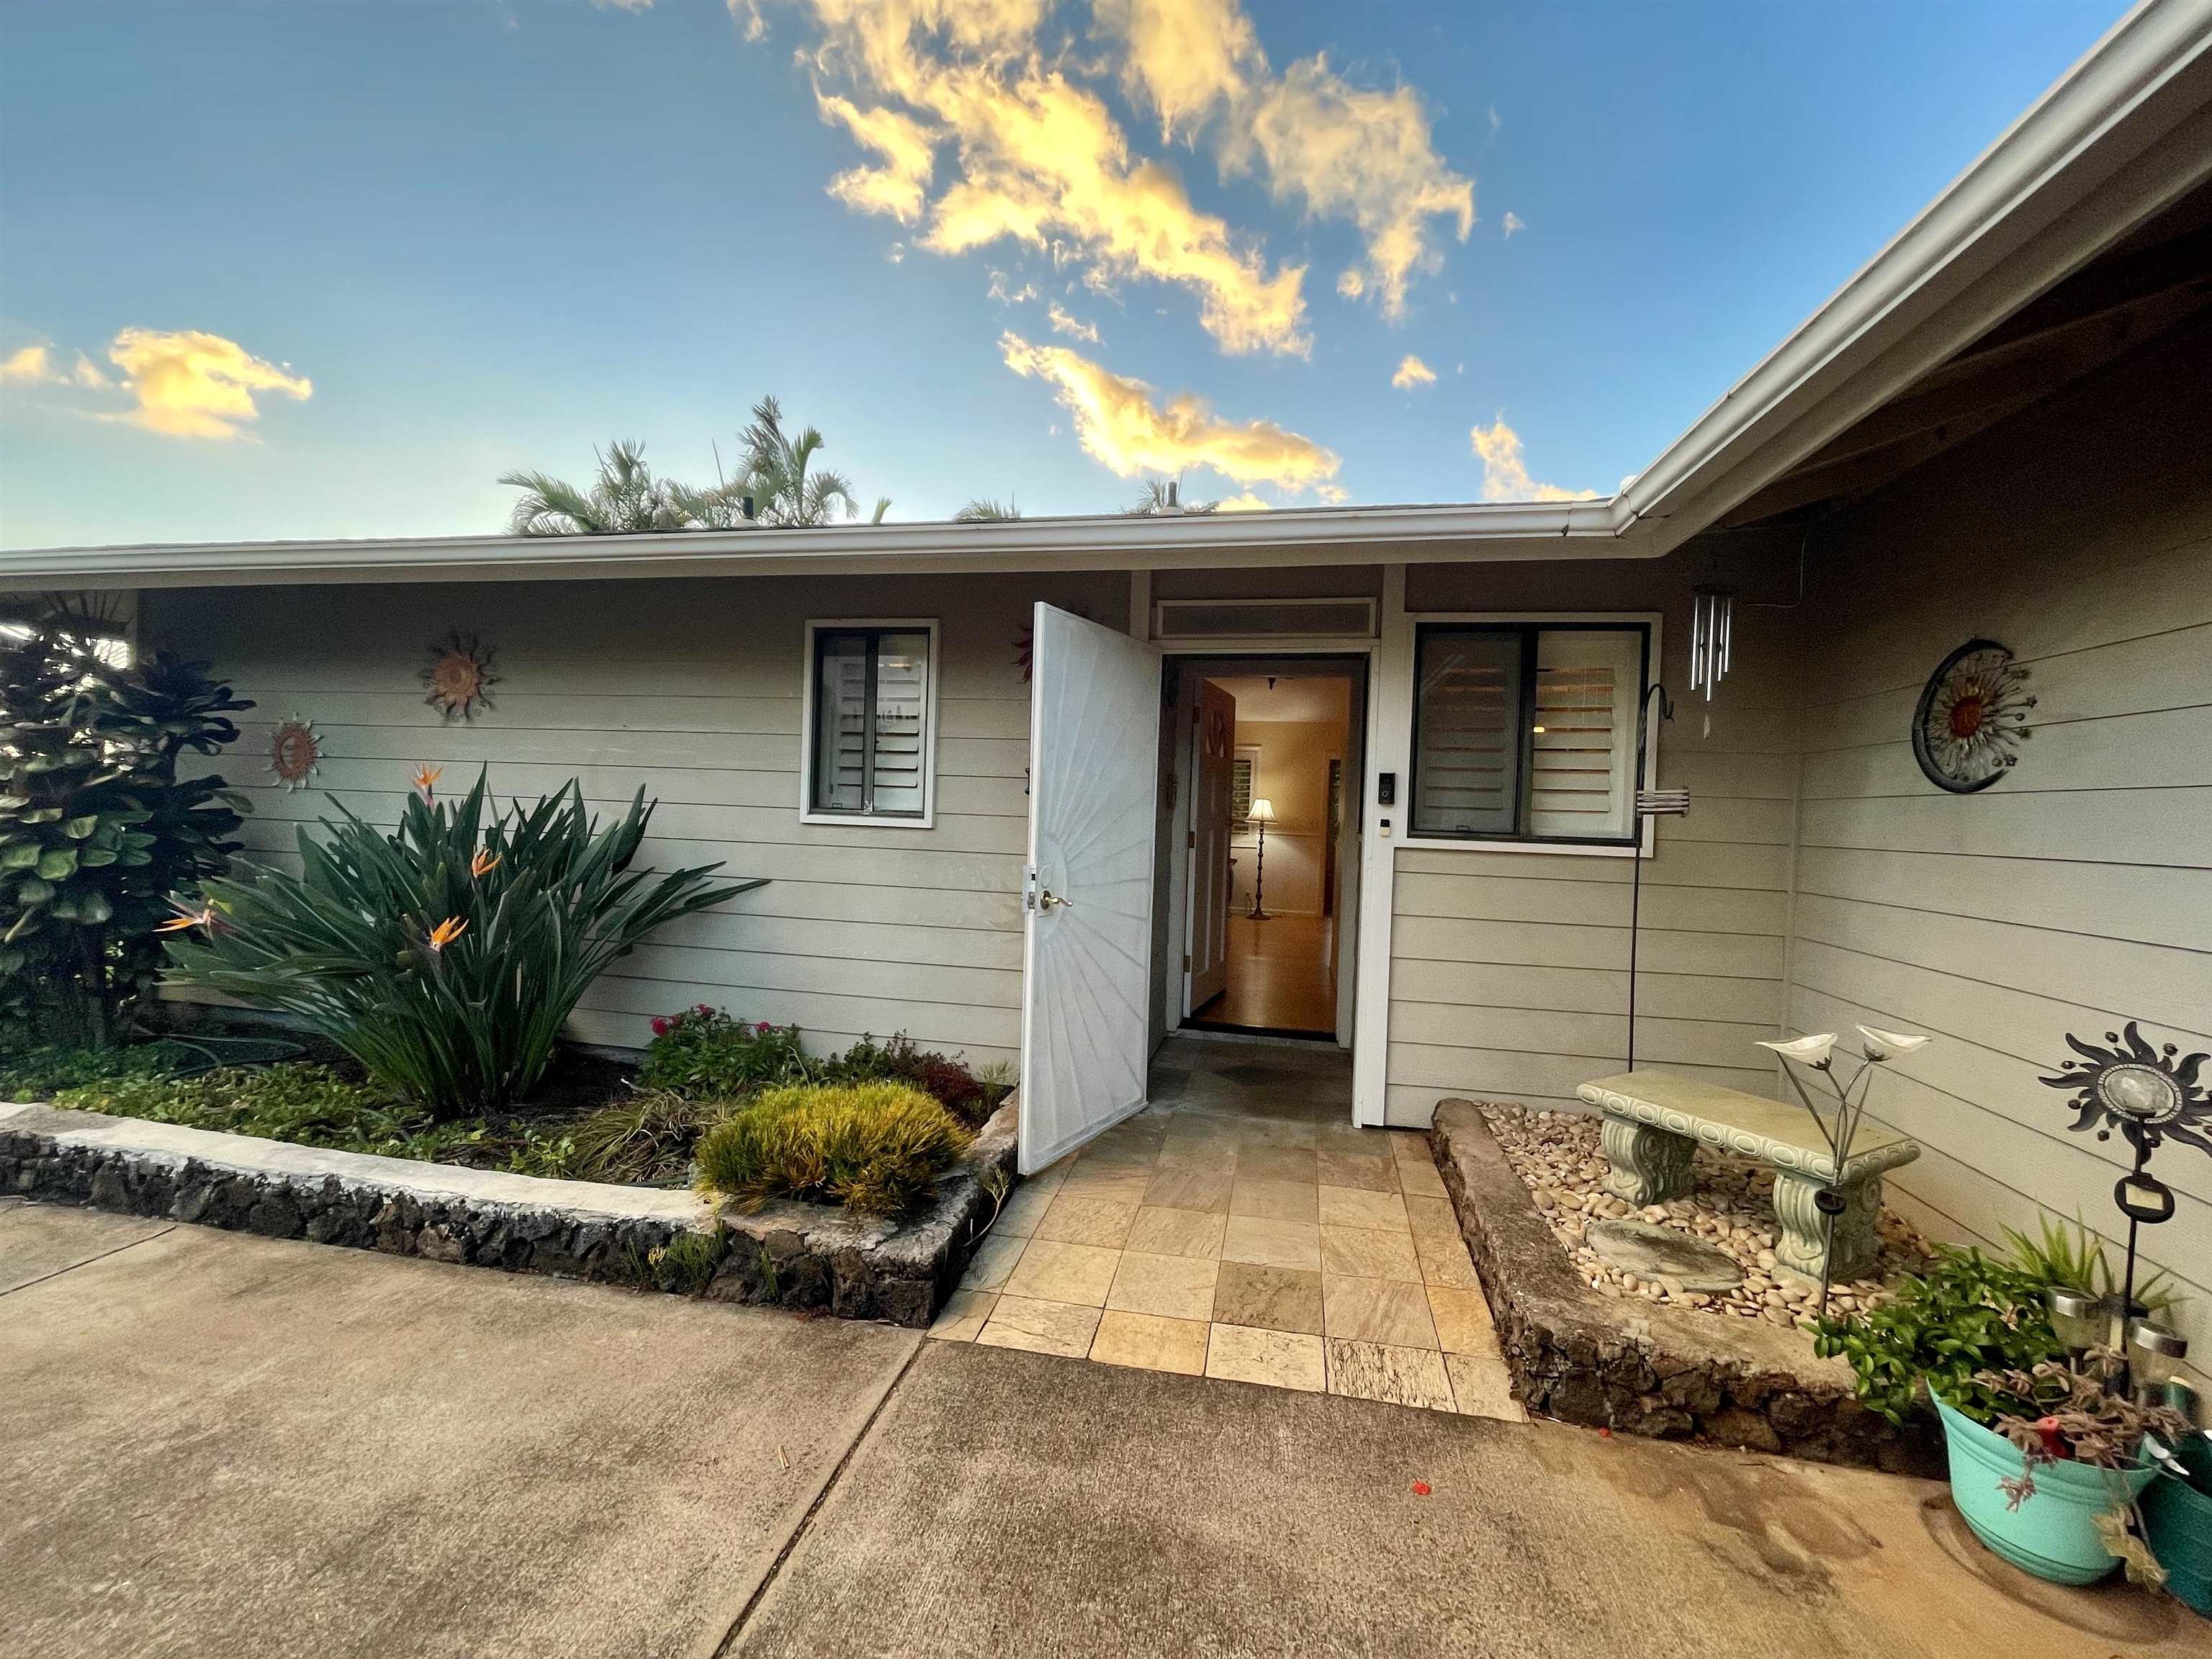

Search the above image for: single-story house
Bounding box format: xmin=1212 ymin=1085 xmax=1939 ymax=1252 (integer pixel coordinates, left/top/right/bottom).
xmin=8 ymin=8 xmax=2211 ymax=1346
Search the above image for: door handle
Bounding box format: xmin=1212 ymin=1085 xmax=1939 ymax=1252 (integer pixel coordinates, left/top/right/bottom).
xmin=1038 ymin=887 xmax=1071 ymax=911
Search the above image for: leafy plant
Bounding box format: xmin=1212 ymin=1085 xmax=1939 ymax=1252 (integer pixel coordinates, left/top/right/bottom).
xmin=161 ymin=770 xmax=758 ymax=1118
xmin=638 ymin=1005 xmax=811 ymax=1097
xmin=563 ymin=1087 xmax=732 ymax=1183
xmin=729 ymin=395 xmax=890 ymax=527
xmin=500 ymin=440 xmax=698 ymax=537
xmin=0 ymin=617 xmax=249 ymax=1043
xmin=694 ymin=1081 xmax=973 ymax=1218
xmin=2001 ymin=1213 xmax=2177 ymax=1314
xmin=644 ymin=1223 xmax=730 ymax=1295
xmin=1814 ymin=1246 xmax=2066 ymax=1426
xmin=53 ymin=1061 xmax=448 ymax=1154
xmin=0 ymin=1038 xmax=199 ymax=1100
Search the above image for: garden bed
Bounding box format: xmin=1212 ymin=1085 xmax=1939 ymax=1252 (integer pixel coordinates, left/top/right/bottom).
xmin=0 ymin=1094 xmax=1018 ymax=1327
xmin=1429 ymin=1097 xmax=1943 ymax=1474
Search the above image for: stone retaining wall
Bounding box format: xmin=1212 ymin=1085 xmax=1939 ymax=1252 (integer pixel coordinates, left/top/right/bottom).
xmin=1429 ymin=1098 xmax=1941 ymax=1475
xmin=0 ymin=1098 xmax=1017 ymax=1328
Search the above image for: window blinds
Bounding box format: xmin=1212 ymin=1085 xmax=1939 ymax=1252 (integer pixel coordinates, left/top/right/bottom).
xmin=1411 ymin=629 xmax=1523 ymax=836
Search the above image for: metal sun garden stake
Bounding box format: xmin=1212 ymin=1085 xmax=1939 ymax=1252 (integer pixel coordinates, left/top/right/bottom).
xmin=1758 ymin=1026 xmax=1931 ymax=1322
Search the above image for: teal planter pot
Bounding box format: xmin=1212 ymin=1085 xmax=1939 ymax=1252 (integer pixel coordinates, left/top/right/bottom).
xmin=2143 ymin=1436 xmax=2212 ymax=1616
xmin=1933 ymin=1394 xmax=2157 ymax=1585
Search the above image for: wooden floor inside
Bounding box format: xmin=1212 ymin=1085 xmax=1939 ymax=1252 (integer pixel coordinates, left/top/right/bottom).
xmin=1191 ymin=912 xmax=1337 ymax=1035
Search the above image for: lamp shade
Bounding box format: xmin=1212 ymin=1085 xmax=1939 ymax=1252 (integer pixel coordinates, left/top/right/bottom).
xmin=1248 ymin=797 xmax=1276 ymax=822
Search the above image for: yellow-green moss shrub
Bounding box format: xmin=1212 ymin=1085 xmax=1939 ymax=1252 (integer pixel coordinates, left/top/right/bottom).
xmin=693 ymin=1081 xmax=973 ymax=1218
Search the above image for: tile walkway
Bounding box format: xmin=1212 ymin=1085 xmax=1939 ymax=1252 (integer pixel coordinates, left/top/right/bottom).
xmin=930 ymin=1035 xmax=1525 ymax=1422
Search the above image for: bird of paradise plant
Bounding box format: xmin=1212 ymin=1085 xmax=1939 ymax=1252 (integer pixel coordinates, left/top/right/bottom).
xmin=161 ymin=768 xmax=760 ymax=1117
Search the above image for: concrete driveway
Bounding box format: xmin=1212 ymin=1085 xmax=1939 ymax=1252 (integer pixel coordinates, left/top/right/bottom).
xmin=4 ymin=1202 xmax=2201 ymax=1659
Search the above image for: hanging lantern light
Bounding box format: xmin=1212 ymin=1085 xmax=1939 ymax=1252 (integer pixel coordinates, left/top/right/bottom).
xmin=1689 ymin=586 xmax=1735 ymax=701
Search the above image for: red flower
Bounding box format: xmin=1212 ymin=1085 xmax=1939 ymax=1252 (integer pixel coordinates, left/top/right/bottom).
xmin=696 ymin=1003 xmax=714 ymax=1016
xmin=649 ymin=1016 xmax=672 ymax=1037
xmin=1411 ymin=1480 xmax=1431 ymax=1496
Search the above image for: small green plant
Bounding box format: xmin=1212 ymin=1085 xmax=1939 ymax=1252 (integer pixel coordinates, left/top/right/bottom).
xmin=644 ymin=1223 xmax=730 ymax=1295
xmin=819 ymin=1032 xmax=997 ymax=1127
xmin=53 ymin=1062 xmax=439 ymax=1156
xmin=0 ymin=1038 xmax=197 ymax=1100
xmin=2001 ymin=1213 xmax=2176 ymax=1313
xmin=563 ymin=1087 xmax=731 ymax=1183
xmin=162 ymin=770 xmax=757 ymax=1118
xmin=638 ymin=1006 xmax=811 ymax=1097
xmin=1814 ymin=1246 xmax=2066 ymax=1426
xmin=694 ymin=1081 xmax=973 ymax=1218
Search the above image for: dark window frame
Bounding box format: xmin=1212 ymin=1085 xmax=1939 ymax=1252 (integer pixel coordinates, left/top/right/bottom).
xmin=1408 ymin=620 xmax=1652 ymax=848
xmin=805 ymin=622 xmax=935 ymax=824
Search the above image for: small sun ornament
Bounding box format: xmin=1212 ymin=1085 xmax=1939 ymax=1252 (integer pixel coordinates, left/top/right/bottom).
xmin=421 ymin=630 xmax=498 ymax=723
xmin=1911 ymin=637 xmax=2036 ymax=792
xmin=268 ymin=716 xmax=323 ymax=791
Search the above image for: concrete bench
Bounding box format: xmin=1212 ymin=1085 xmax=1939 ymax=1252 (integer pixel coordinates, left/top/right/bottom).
xmin=1575 ymin=1070 xmax=1921 ymax=1283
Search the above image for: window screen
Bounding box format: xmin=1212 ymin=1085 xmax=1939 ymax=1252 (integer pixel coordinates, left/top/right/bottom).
xmin=1411 ymin=623 xmax=1645 ymax=843
xmin=809 ymin=626 xmax=931 ymax=819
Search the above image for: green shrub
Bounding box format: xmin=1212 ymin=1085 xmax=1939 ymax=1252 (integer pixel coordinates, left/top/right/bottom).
xmin=694 ymin=1081 xmax=973 ymax=1218
xmin=819 ymin=1032 xmax=997 ymax=1127
xmin=52 ymin=1061 xmax=450 ymax=1157
xmin=564 ymin=1087 xmax=732 ymax=1183
xmin=1813 ymin=1246 xmax=2065 ymax=1426
xmin=644 ymin=1223 xmax=730 ymax=1295
xmin=0 ymin=1038 xmax=197 ymax=1101
xmin=161 ymin=770 xmax=757 ymax=1118
xmin=638 ymin=1006 xmax=811 ymax=1097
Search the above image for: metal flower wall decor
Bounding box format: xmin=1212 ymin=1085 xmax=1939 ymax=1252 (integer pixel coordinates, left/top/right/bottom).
xmin=1911 ymin=637 xmax=2035 ymax=792
xmin=267 ymin=716 xmax=322 ymax=791
xmin=422 ymin=630 xmax=498 ymax=723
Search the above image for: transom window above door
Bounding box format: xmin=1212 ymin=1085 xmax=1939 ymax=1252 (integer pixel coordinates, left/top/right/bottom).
xmin=804 ymin=621 xmax=938 ymax=826
xmin=1409 ymin=622 xmax=1649 ymax=845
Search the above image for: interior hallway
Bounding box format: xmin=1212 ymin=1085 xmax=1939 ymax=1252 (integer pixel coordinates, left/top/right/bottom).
xmin=1190 ymin=912 xmax=1337 ymax=1035
xmin=935 ymin=1036 xmax=1519 ymax=1416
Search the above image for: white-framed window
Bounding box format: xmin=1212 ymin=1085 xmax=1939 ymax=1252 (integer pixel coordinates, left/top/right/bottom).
xmin=1409 ymin=621 xmax=1649 ymax=845
xmin=801 ymin=619 xmax=938 ymax=827
xmin=1231 ymin=743 xmax=1260 ymax=833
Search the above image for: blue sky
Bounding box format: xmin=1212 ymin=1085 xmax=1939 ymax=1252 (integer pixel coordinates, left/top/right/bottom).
xmin=0 ymin=0 xmax=2126 ymax=547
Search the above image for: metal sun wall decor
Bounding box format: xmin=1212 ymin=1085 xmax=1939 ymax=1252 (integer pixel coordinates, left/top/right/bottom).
xmin=2042 ymin=1022 xmax=2210 ymax=1388
xmin=422 ymin=630 xmax=498 ymax=723
xmin=1912 ymin=637 xmax=2036 ymax=791
xmin=267 ymin=716 xmax=323 ymax=791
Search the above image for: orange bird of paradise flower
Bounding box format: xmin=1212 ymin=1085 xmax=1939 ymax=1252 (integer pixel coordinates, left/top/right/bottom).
xmin=413 ymin=764 xmax=444 ymax=798
xmin=426 ymin=916 xmax=467 ymax=953
xmin=470 ymin=848 xmax=501 ymax=878
xmin=156 ymin=902 xmax=218 ymax=934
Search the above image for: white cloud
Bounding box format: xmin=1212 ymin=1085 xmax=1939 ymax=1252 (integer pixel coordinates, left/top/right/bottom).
xmin=1501 ymin=211 xmax=1524 ymax=239
xmin=816 ymin=91 xmax=935 ymax=222
xmin=1094 ymin=0 xmax=1258 ymax=140
xmin=0 ymin=344 xmax=53 ymax=383
xmin=1000 ymin=330 xmax=1337 ymax=488
xmin=1469 ymin=413 xmax=1596 ymax=503
xmin=987 ymin=269 xmax=1038 ymax=304
xmin=1390 ymin=354 xmax=1435 ymax=390
xmin=1215 ymin=490 xmax=1270 ymax=511
xmin=104 ymin=328 xmax=312 ymax=439
xmin=1047 ymin=302 xmax=1101 ymax=343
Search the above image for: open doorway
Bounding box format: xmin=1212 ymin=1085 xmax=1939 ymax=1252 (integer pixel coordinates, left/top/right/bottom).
xmin=1156 ymin=657 xmax=1367 ymax=1044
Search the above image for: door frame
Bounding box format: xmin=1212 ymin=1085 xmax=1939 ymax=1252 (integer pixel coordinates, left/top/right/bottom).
xmin=1154 ymin=645 xmax=1379 ymax=1068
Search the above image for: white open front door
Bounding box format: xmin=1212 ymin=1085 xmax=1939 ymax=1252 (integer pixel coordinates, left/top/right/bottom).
xmin=1185 ymin=677 xmax=1235 ymax=1012
xmin=1018 ymin=603 xmax=1162 ymax=1174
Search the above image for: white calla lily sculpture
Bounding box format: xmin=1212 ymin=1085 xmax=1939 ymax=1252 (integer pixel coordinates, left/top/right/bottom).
xmin=1856 ymin=1025 xmax=1930 ymax=1061
xmin=1760 ymin=1033 xmax=1838 ymax=1067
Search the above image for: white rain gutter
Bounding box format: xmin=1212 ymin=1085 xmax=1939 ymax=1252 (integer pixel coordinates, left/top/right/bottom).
xmin=4 ymin=1 xmax=2208 ymax=592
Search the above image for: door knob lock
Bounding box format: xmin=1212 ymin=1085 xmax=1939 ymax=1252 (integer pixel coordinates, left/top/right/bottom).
xmin=1038 ymin=886 xmax=1069 ymax=911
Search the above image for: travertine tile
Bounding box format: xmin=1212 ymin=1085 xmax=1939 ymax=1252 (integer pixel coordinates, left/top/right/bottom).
xmin=1229 ymin=1177 xmax=1320 ymax=1223
xmin=1089 ymin=1310 xmax=1209 ymax=1375
xmin=1205 ymin=1323 xmax=1326 ymax=1392
xmin=1319 ymin=1224 xmax=1422 ymax=1282
xmin=1220 ymin=1214 xmax=1323 ymax=1272
xmin=1033 ymin=1194 xmax=1139 ymax=1249
xmin=1445 ymin=1352 xmax=1528 ymax=1421
xmin=1403 ymin=1195 xmax=1460 ymax=1243
xmin=1417 ymin=1237 xmax=1483 ymax=1290
xmin=1124 ymin=1204 xmax=1226 ymax=1259
xmin=927 ymin=1289 xmax=995 ymax=1342
xmin=1395 ymin=1158 xmax=1448 ymax=1198
xmin=976 ymin=1295 xmax=1101 ymax=1358
xmin=1056 ymin=1167 xmax=1153 ymax=1205
xmin=1318 ymin=1184 xmax=1410 ymax=1233
xmin=1106 ymin=1251 xmax=1220 ymax=1321
xmin=960 ymin=1233 xmax=1028 ymax=1292
xmin=1326 ymin=1339 xmax=1455 ymax=1411
xmin=1323 ymin=1275 xmax=1439 ymax=1347
xmin=1236 ymin=1144 xmax=1320 ymax=1184
xmin=1385 ymin=1130 xmax=1431 ymax=1162
xmin=1316 ymin=1149 xmax=1399 ymax=1192
xmin=1210 ymin=1262 xmax=1325 ymax=1335
xmin=1231 ymin=1118 xmax=1318 ymax=1149
xmin=1143 ymin=1163 xmax=1234 ymax=1213
xmin=1426 ymin=1285 xmax=1501 ymax=1354
xmin=1004 ymin=1238 xmax=1122 ymax=1307
xmin=993 ymin=1185 xmax=1055 ymax=1238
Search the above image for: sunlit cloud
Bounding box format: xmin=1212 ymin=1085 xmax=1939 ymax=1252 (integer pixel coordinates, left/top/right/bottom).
xmin=1470 ymin=413 xmax=1596 ymax=503
xmin=1390 ymin=354 xmax=1435 ymax=390
xmin=1048 ymin=302 xmax=1101 ymax=343
xmin=1501 ymin=210 xmax=1524 ymax=238
xmin=1094 ymin=0 xmax=1256 ymax=140
xmin=1215 ymin=490 xmax=1270 ymax=511
xmin=0 ymin=344 xmax=53 ymax=383
xmin=816 ymin=91 xmax=935 ymax=221
xmin=104 ymin=328 xmax=313 ymax=439
xmin=1001 ymin=330 xmax=1337 ymax=488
